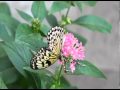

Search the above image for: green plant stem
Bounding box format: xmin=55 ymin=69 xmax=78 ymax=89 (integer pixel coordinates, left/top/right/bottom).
xmin=65 ymin=7 xmax=70 ymax=18
xmin=56 ymin=7 xmax=71 ymax=81
xmin=31 ymin=73 xmax=39 ymax=88
xmin=57 ymin=65 xmax=63 ymax=81
xmin=54 ymin=7 xmax=71 ymax=88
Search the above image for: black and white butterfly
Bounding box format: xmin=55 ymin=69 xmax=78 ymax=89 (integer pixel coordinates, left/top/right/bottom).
xmin=30 ymin=26 xmax=64 ymax=69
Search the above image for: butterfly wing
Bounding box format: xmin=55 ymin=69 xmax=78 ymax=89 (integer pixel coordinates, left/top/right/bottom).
xmin=47 ymin=26 xmax=64 ymax=55
xmin=30 ymin=47 xmax=58 ymax=69
xmin=30 ymin=26 xmax=64 ymax=69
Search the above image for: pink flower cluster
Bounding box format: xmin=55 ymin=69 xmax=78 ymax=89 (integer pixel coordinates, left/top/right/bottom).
xmin=61 ymin=33 xmax=85 ymax=73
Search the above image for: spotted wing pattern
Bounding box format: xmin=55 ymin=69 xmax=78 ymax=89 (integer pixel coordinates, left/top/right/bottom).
xmin=30 ymin=26 xmax=64 ymax=69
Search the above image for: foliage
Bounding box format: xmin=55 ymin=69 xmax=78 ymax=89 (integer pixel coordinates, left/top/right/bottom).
xmin=0 ymin=1 xmax=111 ymax=89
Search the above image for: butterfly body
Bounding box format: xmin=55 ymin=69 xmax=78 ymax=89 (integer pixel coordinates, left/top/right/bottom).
xmin=30 ymin=26 xmax=64 ymax=69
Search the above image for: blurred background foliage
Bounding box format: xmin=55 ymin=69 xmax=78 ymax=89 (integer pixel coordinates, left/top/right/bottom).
xmin=0 ymin=1 xmax=112 ymax=89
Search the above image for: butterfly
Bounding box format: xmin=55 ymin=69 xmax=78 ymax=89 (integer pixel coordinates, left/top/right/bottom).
xmin=30 ymin=26 xmax=64 ymax=69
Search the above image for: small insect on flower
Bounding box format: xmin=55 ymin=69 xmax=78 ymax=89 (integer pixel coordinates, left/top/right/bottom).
xmin=30 ymin=26 xmax=65 ymax=69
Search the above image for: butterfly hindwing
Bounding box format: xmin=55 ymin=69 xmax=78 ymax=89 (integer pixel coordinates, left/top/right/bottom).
xmin=30 ymin=47 xmax=58 ymax=69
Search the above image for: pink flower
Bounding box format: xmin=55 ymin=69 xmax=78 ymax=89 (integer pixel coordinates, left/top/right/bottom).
xmin=59 ymin=33 xmax=85 ymax=73
xmin=70 ymin=61 xmax=76 ymax=73
xmin=62 ymin=33 xmax=85 ymax=60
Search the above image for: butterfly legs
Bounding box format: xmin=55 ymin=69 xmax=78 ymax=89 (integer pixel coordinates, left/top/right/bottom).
xmin=59 ymin=55 xmax=70 ymax=73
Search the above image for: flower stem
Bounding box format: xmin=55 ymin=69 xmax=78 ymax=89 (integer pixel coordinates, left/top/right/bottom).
xmin=58 ymin=65 xmax=63 ymax=80
xmin=65 ymin=7 xmax=70 ymax=18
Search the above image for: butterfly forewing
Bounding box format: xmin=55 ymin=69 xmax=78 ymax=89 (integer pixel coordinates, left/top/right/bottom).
xmin=47 ymin=26 xmax=64 ymax=52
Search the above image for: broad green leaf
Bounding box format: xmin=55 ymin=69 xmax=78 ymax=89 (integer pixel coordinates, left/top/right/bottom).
xmin=15 ymin=24 xmax=47 ymax=51
xmin=0 ymin=56 xmax=18 ymax=85
xmin=0 ymin=3 xmax=11 ymax=15
xmin=0 ymin=77 xmax=7 ymax=89
xmin=73 ymin=15 xmax=112 ymax=33
xmin=17 ymin=9 xmax=33 ymax=23
xmin=0 ymin=43 xmax=6 ymax=57
xmin=66 ymin=60 xmax=106 ymax=79
xmin=31 ymin=1 xmax=47 ymax=21
xmin=0 ymin=13 xmax=20 ymax=36
xmin=0 ymin=56 xmax=13 ymax=71
xmin=67 ymin=30 xmax=87 ymax=45
xmin=23 ymin=68 xmax=41 ymax=89
xmin=74 ymin=1 xmax=85 ymax=12
xmin=24 ymin=67 xmax=54 ymax=89
xmin=59 ymin=76 xmax=77 ymax=89
xmin=84 ymin=1 xmax=97 ymax=6
xmin=73 ymin=33 xmax=87 ymax=46
xmin=0 ymin=23 xmax=13 ymax=41
xmin=0 ymin=67 xmax=19 ymax=85
xmin=0 ymin=56 xmax=19 ymax=84
xmin=46 ymin=14 xmax=58 ymax=27
xmin=40 ymin=24 xmax=50 ymax=36
xmin=49 ymin=1 xmax=71 ymax=14
xmin=11 ymin=42 xmax=32 ymax=65
xmin=74 ymin=1 xmax=97 ymax=12
xmin=2 ymin=41 xmax=32 ymax=77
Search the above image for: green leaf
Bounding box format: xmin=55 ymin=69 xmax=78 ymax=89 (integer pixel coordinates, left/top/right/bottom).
xmin=31 ymin=1 xmax=47 ymax=21
xmin=67 ymin=30 xmax=87 ymax=45
xmin=73 ymin=33 xmax=87 ymax=46
xmin=73 ymin=1 xmax=96 ymax=12
xmin=84 ymin=1 xmax=97 ymax=6
xmin=40 ymin=24 xmax=50 ymax=36
xmin=0 ymin=56 xmax=13 ymax=71
xmin=2 ymin=41 xmax=32 ymax=77
xmin=8 ymin=75 xmax=31 ymax=89
xmin=0 ymin=56 xmax=20 ymax=84
xmin=50 ymin=66 xmax=75 ymax=89
xmin=0 ymin=43 xmax=6 ymax=58
xmin=49 ymin=1 xmax=71 ymax=14
xmin=0 ymin=23 xmax=14 ymax=41
xmin=17 ymin=9 xmax=33 ymax=23
xmin=74 ymin=1 xmax=85 ymax=12
xmin=24 ymin=67 xmax=54 ymax=89
xmin=73 ymin=15 xmax=112 ymax=33
xmin=0 ymin=13 xmax=20 ymax=36
xmin=59 ymin=76 xmax=77 ymax=89
xmin=66 ymin=60 xmax=106 ymax=79
xmin=46 ymin=14 xmax=58 ymax=27
xmin=15 ymin=24 xmax=47 ymax=51
xmin=0 ymin=67 xmax=19 ymax=85
xmin=0 ymin=77 xmax=7 ymax=89
xmin=0 ymin=3 xmax=11 ymax=15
